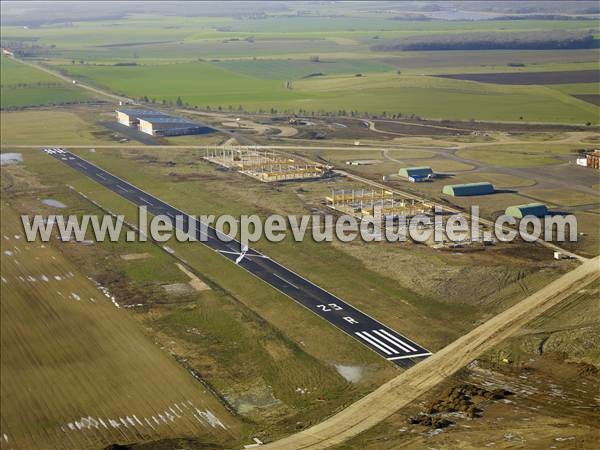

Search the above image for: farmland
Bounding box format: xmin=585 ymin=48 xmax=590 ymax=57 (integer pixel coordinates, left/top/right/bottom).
xmin=1 ymin=7 xmax=598 ymax=123
xmin=436 ymin=69 xmax=600 ymax=85
xmin=1 ymin=57 xmax=95 ymax=108
xmin=0 ymin=202 xmax=239 ymax=449
xmin=53 ymin=63 xmax=598 ymax=123
xmin=0 ymin=109 xmax=138 ymax=145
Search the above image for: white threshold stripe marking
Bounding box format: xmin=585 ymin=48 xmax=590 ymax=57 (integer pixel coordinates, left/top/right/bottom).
xmin=356 ymin=332 xmax=394 ymax=355
xmin=373 ymin=330 xmax=411 ymax=352
xmin=117 ymin=184 xmax=129 ymax=192
xmin=96 ymin=173 xmax=106 ymax=180
xmin=387 ymin=352 xmax=432 ymax=361
xmin=273 ymin=273 xmax=299 ymax=289
xmin=377 ymin=329 xmax=418 ymax=352
xmin=361 ymin=331 xmax=399 ymax=355
xmin=139 ymin=197 xmax=153 ymax=206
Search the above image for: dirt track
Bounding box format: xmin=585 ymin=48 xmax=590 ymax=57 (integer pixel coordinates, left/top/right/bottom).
xmin=12 ymin=57 xmax=132 ymax=104
xmin=262 ymin=256 xmax=599 ymax=449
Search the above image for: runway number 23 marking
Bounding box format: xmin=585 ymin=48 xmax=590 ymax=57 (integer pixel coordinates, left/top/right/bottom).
xmin=317 ymin=303 xmax=343 ymax=312
xmin=317 ymin=303 xmax=359 ymax=324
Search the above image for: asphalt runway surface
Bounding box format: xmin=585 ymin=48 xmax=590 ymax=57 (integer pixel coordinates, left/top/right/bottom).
xmin=44 ymin=148 xmax=431 ymax=368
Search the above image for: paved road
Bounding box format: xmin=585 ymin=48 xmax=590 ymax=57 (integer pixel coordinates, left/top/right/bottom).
xmin=43 ymin=148 xmax=431 ymax=367
xmin=262 ymin=256 xmax=600 ymax=449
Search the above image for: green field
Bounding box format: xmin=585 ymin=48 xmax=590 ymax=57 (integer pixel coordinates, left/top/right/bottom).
xmin=2 ymin=15 xmax=596 ymax=61
xmin=57 ymin=62 xmax=598 ymax=123
xmin=0 ymin=109 xmax=132 ymax=145
xmin=456 ymin=143 xmax=579 ymax=168
xmin=1 ymin=10 xmax=598 ymax=122
xmin=1 ymin=57 xmax=94 ymax=108
xmin=214 ymin=58 xmax=395 ymax=80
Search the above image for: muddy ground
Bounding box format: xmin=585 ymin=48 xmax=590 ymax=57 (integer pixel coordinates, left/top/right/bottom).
xmin=338 ymin=356 xmax=599 ymax=449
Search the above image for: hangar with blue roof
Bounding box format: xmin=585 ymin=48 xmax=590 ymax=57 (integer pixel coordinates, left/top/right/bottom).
xmin=399 ymin=166 xmax=434 ymax=182
xmin=505 ymin=203 xmax=549 ymax=218
xmin=116 ymin=109 xmax=212 ymax=136
xmin=442 ymin=182 xmax=495 ymax=196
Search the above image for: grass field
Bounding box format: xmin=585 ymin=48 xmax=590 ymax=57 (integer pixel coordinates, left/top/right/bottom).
xmin=450 ymin=172 xmax=537 ymax=189
xmin=521 ymin=187 xmax=599 ymax=207
xmin=57 ymin=63 xmax=598 ymax=123
xmin=2 ymin=10 xmax=598 ymax=122
xmin=57 ymin=61 xmax=297 ymax=106
xmin=214 ymin=58 xmax=395 ymax=80
xmin=2 ymin=16 xmax=595 ymax=61
xmin=0 ymin=109 xmax=131 ymax=145
xmin=0 ymin=202 xmax=239 ymax=449
xmin=456 ymin=143 xmax=582 ymax=168
xmin=1 ymin=57 xmax=94 ymax=108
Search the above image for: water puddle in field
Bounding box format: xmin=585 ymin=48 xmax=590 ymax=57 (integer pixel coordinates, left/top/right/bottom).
xmin=0 ymin=153 xmax=22 ymax=166
xmin=41 ymin=199 xmax=66 ymax=208
xmin=335 ymin=364 xmax=364 ymax=383
xmin=225 ymin=382 xmax=281 ymax=415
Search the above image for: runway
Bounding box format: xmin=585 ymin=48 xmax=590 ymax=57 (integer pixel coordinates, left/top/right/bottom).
xmin=44 ymin=148 xmax=431 ymax=367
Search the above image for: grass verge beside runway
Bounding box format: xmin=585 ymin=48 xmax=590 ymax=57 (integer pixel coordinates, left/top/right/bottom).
xmin=0 ymin=109 xmax=127 ymax=145
xmin=2 ymin=148 xmax=399 ymax=437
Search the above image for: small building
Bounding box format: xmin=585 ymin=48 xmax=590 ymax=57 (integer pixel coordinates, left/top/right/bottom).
xmin=505 ymin=203 xmax=548 ymax=218
xmin=576 ymin=157 xmax=588 ymax=167
xmin=399 ymin=166 xmax=434 ymax=181
xmin=408 ymin=175 xmax=431 ymax=183
xmin=442 ymin=182 xmax=495 ymax=196
xmin=586 ymin=150 xmax=600 ymax=170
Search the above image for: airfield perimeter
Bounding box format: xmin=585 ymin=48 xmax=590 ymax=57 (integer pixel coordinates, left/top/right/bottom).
xmin=45 ymin=148 xmax=432 ymax=367
xmin=2 ymin=48 xmax=599 ymax=448
xmin=39 ymin=143 xmax=598 ymax=447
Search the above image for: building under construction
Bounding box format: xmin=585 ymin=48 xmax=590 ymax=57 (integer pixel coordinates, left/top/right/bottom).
xmin=326 ymin=188 xmax=432 ymax=219
xmin=204 ymin=147 xmax=328 ymax=182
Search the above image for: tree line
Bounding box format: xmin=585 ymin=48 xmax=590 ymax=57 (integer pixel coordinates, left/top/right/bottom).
xmin=371 ymin=30 xmax=596 ymax=51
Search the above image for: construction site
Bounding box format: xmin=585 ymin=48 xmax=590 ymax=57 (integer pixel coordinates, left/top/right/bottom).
xmin=203 ymin=147 xmax=328 ymax=182
xmin=326 ymin=188 xmax=432 ymax=219
xmin=325 ymin=187 xmax=495 ymax=246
